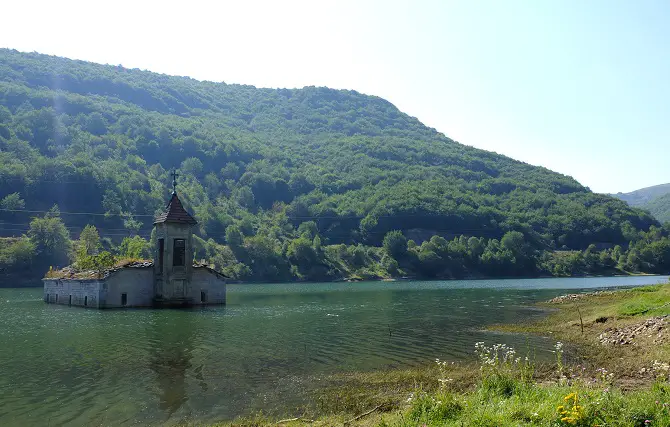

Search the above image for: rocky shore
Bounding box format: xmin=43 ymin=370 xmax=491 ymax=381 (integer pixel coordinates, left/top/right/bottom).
xmin=546 ymin=290 xmax=617 ymax=304
xmin=598 ymin=315 xmax=668 ymax=346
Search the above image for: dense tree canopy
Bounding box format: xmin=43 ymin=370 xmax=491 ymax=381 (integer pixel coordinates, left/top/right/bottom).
xmin=0 ymin=49 xmax=666 ymax=282
xmin=639 ymin=193 xmax=670 ymax=224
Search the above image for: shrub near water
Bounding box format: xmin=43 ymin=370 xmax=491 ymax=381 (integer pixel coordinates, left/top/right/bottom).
xmin=474 ymin=342 xmax=534 ymax=398
xmin=394 ymin=342 xmax=670 ymax=427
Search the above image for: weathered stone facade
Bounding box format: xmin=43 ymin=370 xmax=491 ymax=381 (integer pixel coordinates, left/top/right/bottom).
xmin=43 ymin=265 xmax=225 ymax=308
xmin=104 ymin=267 xmax=154 ymax=307
xmin=191 ymin=267 xmax=227 ymax=304
xmin=153 ymin=222 xmax=195 ymax=306
xmin=43 ymin=278 xmax=104 ymax=308
xmin=43 ymin=183 xmax=227 ymax=309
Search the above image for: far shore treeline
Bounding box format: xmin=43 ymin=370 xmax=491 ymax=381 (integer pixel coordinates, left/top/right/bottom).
xmin=1 ymin=49 xmax=669 ymax=283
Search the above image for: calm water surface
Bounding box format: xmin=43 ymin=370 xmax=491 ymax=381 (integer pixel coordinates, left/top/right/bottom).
xmin=0 ymin=275 xmax=667 ymax=426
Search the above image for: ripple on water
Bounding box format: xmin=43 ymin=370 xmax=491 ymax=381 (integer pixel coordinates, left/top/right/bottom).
xmin=0 ymin=275 xmax=667 ymax=426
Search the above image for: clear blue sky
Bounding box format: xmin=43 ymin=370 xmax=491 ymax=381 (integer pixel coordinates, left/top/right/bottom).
xmin=1 ymin=0 xmax=668 ymax=193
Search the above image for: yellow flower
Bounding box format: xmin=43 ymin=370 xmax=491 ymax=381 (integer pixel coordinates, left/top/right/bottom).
xmin=564 ymin=392 xmax=576 ymax=401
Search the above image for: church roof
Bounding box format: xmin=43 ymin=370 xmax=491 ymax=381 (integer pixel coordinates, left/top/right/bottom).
xmin=43 ymin=259 xmax=229 ymax=280
xmin=154 ymin=192 xmax=198 ymax=225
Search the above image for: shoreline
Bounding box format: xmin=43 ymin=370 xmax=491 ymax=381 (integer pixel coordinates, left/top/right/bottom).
xmin=230 ymin=272 xmax=668 ymax=285
xmin=213 ymin=282 xmax=670 ymax=426
xmin=3 ymin=269 xmax=669 ymax=288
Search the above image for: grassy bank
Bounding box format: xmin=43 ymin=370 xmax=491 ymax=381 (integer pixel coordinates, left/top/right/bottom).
xmin=494 ymin=283 xmax=670 ymax=383
xmin=210 ymin=283 xmax=670 ymax=427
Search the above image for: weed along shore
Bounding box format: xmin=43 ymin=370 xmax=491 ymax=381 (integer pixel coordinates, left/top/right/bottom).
xmin=215 ymin=283 xmax=670 ymax=427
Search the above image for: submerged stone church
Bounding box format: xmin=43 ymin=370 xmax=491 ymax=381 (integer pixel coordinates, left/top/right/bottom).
xmin=43 ymin=176 xmax=227 ymax=308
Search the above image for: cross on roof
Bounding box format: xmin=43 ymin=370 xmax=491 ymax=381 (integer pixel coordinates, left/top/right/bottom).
xmin=171 ymin=170 xmax=179 ymax=194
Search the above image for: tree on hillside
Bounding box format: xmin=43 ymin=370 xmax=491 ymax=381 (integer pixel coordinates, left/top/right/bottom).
xmin=383 ymin=230 xmax=407 ymax=260
xmin=0 ymin=193 xmax=25 ymax=210
xmin=225 ymin=225 xmax=244 ymax=248
xmin=78 ymin=225 xmax=100 ymax=257
xmin=313 ymin=234 xmax=322 ymax=252
xmin=298 ymin=221 xmax=319 ymax=239
xmin=287 ymin=236 xmax=319 ymax=272
xmin=0 ymin=238 xmax=36 ymax=270
xmin=118 ymin=236 xmax=150 ymax=259
xmin=501 ymin=231 xmax=526 ymax=254
xmin=27 ymin=207 xmax=71 ymax=267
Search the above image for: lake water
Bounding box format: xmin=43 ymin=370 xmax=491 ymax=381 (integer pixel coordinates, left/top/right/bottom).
xmin=0 ymin=275 xmax=667 ymax=426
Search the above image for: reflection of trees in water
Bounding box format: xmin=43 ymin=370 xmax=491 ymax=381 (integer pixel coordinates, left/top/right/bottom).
xmin=148 ymin=311 xmax=208 ymax=418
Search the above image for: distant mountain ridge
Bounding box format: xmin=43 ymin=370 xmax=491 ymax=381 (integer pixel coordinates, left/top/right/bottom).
xmin=613 ymin=183 xmax=670 ymax=205
xmin=642 ymin=193 xmax=670 ymax=223
xmin=612 ymin=184 xmax=670 ymax=224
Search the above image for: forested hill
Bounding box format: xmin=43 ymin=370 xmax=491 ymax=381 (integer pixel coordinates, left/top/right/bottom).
xmin=613 ymin=184 xmax=670 ymax=207
xmin=641 ymin=194 xmax=670 ymax=224
xmin=613 ymin=184 xmax=670 ymax=224
xmin=0 ymin=49 xmax=664 ymax=282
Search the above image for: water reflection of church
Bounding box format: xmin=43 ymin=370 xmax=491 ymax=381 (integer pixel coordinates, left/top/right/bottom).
xmin=149 ymin=312 xmax=208 ymax=417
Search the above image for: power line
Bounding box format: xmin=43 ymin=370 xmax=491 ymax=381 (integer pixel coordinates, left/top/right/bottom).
xmin=0 ymin=217 xmax=503 ymax=238
xmin=0 ymin=222 xmax=497 ymax=240
xmin=1 ymin=178 xmax=107 ymax=184
xmin=0 ymin=232 xmax=151 ymax=239
xmin=0 ymin=229 xmax=153 ymax=238
xmin=0 ymin=222 xmax=153 ymax=239
xmin=0 ymin=206 xmax=509 ymax=243
xmin=0 ymin=207 xmax=504 ymax=223
xmin=1 ymin=176 xmax=158 ymax=185
xmin=0 ymin=221 xmax=153 ymax=230
xmin=0 ymin=208 xmax=157 ymax=217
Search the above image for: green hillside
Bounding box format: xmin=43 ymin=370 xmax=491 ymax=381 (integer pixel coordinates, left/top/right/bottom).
xmin=612 ymin=184 xmax=670 ymax=206
xmin=0 ymin=49 xmax=667 ymax=282
xmin=640 ymin=192 xmax=670 ymax=223
xmin=613 ymin=183 xmax=670 ymax=206
xmin=613 ymin=184 xmax=670 ymax=224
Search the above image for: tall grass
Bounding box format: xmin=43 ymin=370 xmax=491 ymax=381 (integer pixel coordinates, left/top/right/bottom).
xmin=391 ymin=342 xmax=670 ymax=427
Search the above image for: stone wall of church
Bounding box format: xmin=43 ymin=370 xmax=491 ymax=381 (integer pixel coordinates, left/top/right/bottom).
xmin=43 ymin=266 xmax=224 ymax=308
xmin=43 ymin=279 xmax=102 ymax=308
xmin=190 ymin=268 xmax=227 ymax=305
xmin=102 ymin=268 xmax=153 ymax=308
xmin=153 ymin=223 xmax=195 ymax=300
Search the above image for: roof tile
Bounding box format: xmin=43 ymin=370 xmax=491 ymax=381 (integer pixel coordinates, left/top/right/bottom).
xmin=154 ymin=193 xmax=198 ymax=225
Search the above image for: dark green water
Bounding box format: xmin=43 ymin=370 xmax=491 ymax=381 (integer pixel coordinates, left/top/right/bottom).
xmin=0 ymin=276 xmax=667 ymax=426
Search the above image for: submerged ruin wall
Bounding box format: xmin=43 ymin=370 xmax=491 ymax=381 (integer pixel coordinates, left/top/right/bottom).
xmin=43 ymin=278 xmax=103 ymax=308
xmin=43 ymin=265 xmax=225 ymax=308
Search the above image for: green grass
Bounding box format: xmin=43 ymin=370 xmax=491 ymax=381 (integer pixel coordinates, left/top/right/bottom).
xmin=388 ymin=381 xmax=670 ymax=427
xmin=494 ymin=283 xmax=670 ymax=375
xmin=614 ymin=284 xmax=670 ymax=317
xmin=619 ymin=301 xmax=655 ymax=316
xmin=211 ymin=358 xmax=670 ymax=427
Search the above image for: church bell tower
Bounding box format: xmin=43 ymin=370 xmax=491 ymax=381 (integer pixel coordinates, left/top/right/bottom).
xmin=152 ymin=171 xmax=198 ymax=307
